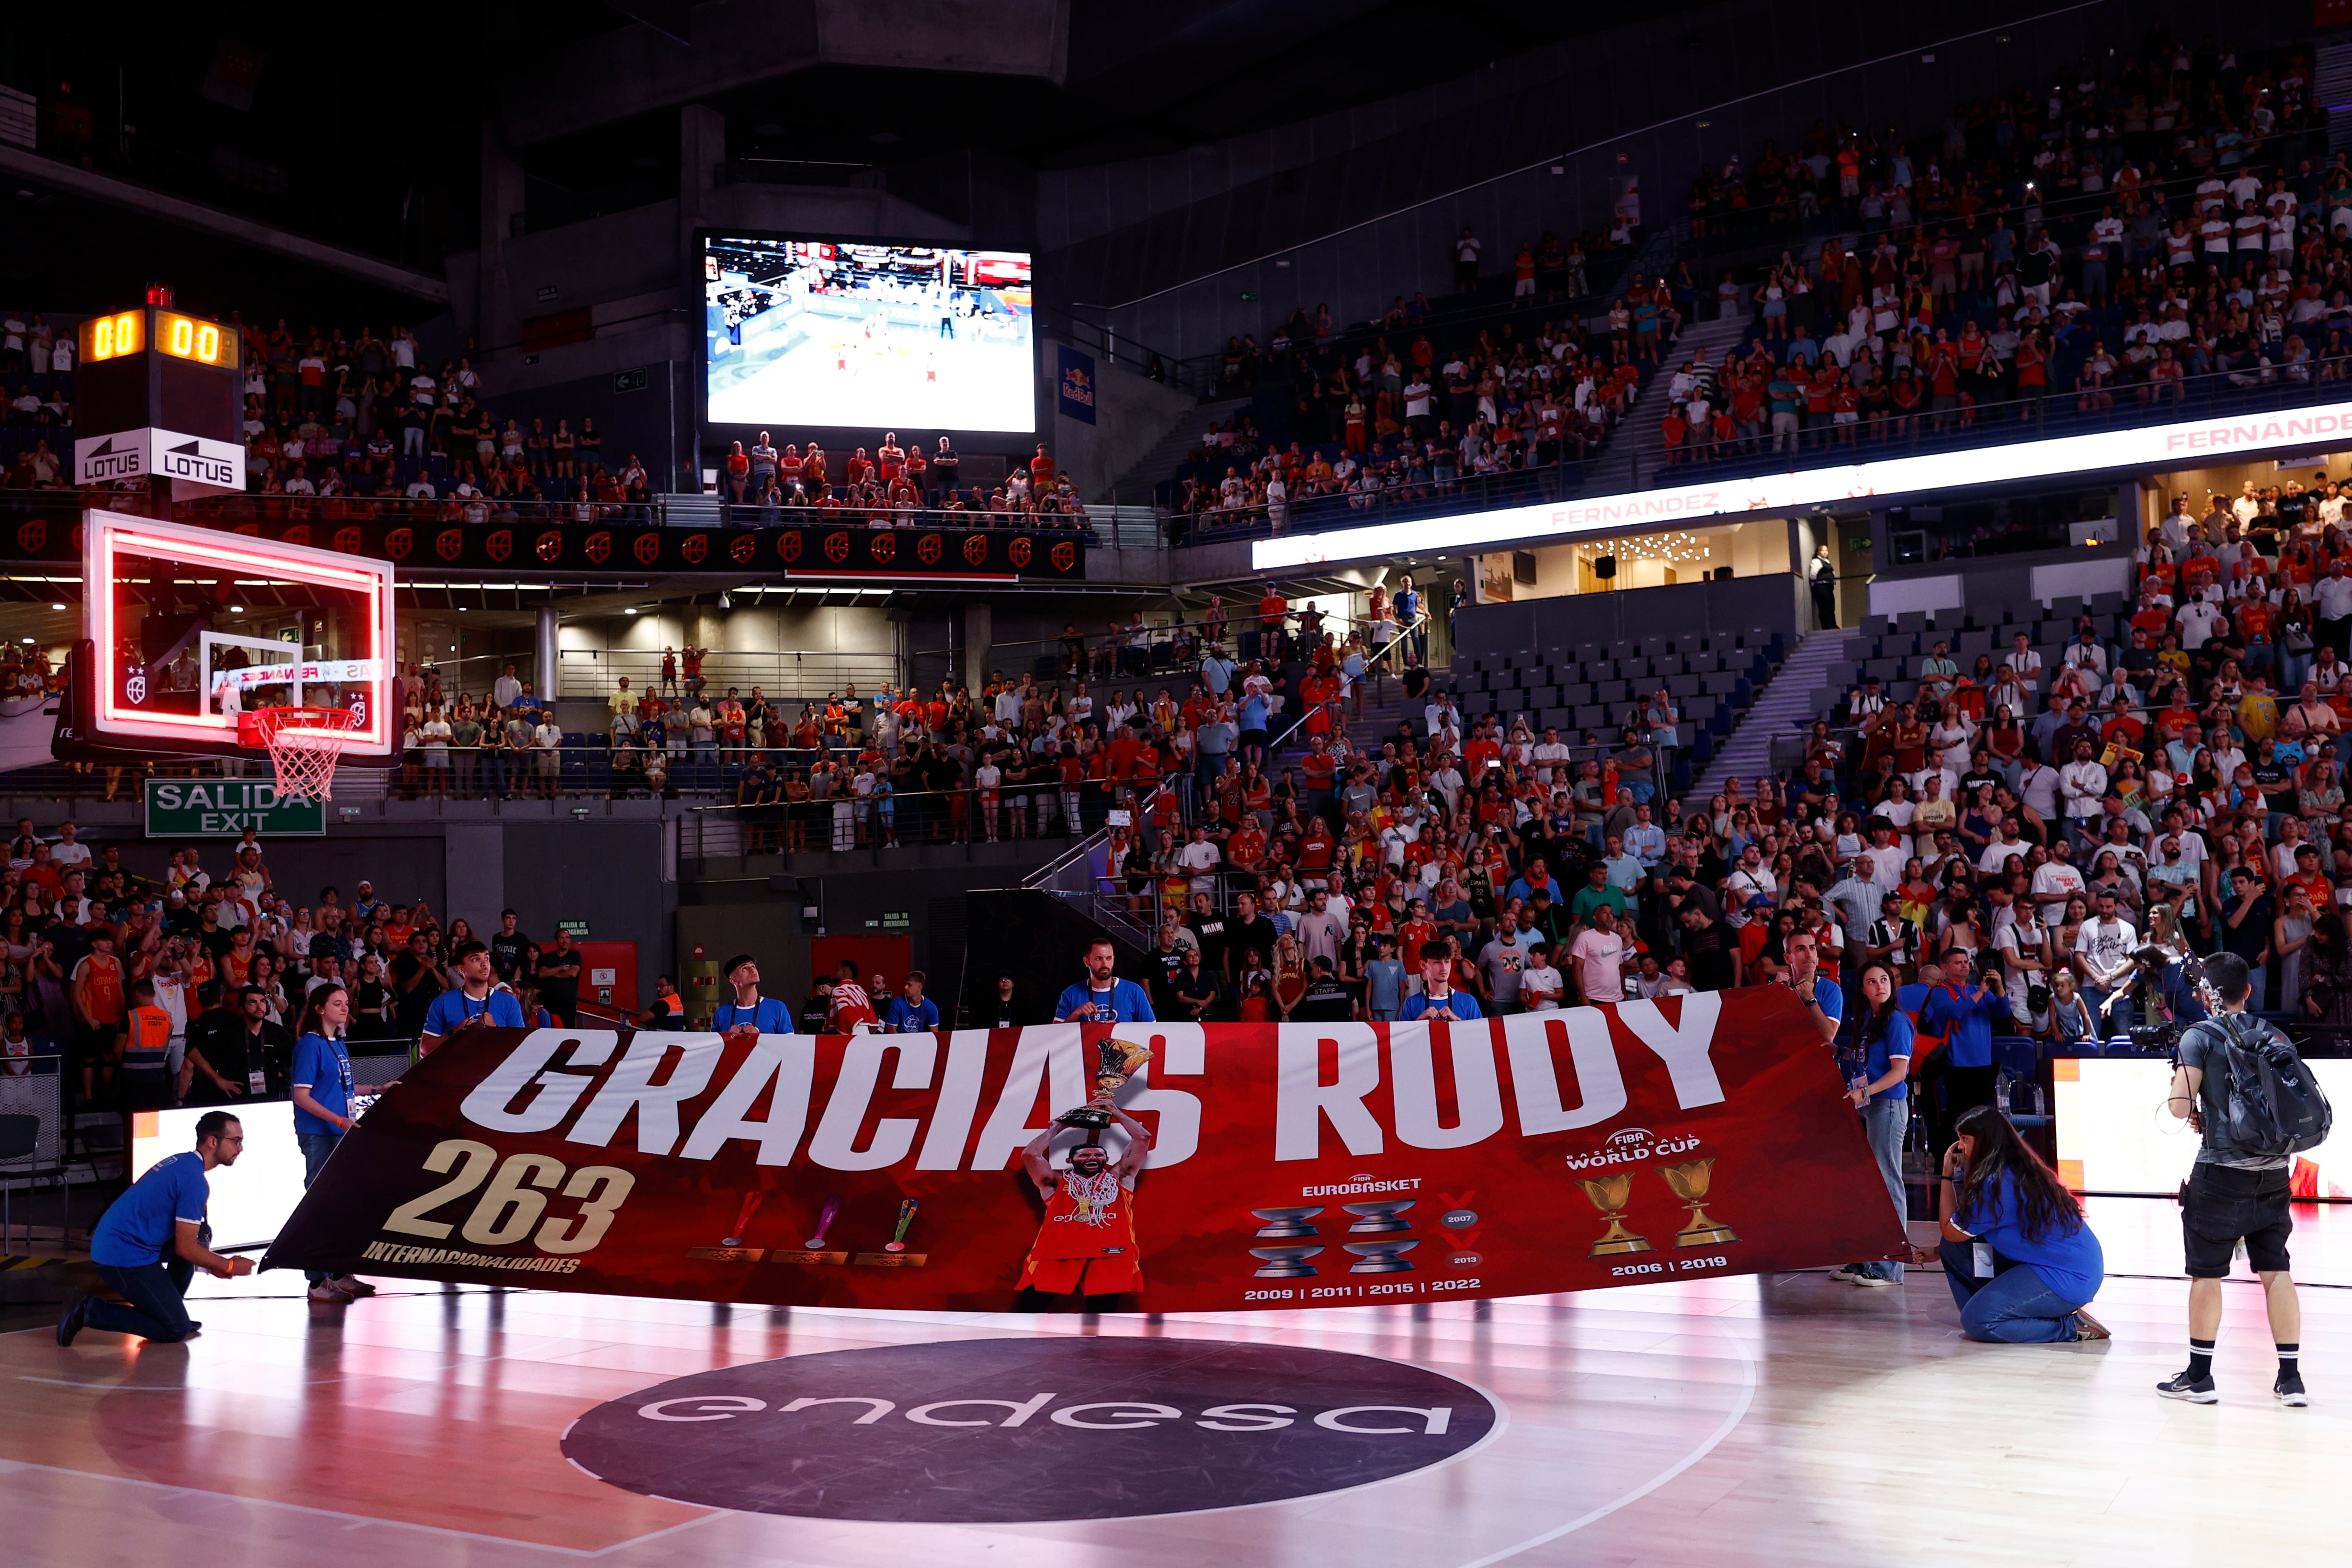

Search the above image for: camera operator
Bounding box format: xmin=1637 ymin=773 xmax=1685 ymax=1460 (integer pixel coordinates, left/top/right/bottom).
xmin=2158 ymin=951 xmax=2310 ymax=1407
xmin=1920 ymin=955 xmax=2008 ymax=1156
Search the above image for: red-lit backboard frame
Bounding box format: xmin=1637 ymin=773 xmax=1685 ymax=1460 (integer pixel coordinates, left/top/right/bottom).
xmin=79 ymin=509 xmax=398 ymax=766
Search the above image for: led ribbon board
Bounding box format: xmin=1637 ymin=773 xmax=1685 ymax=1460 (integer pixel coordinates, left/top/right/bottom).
xmin=1251 ymin=399 xmax=2352 ymax=568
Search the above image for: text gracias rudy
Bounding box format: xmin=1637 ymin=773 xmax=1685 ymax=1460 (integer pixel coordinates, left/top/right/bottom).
xmin=451 ymin=994 xmax=1744 ymax=1170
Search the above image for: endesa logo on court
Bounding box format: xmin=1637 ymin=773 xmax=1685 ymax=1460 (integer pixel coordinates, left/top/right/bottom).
xmin=264 ymin=989 xmax=1906 ymax=1313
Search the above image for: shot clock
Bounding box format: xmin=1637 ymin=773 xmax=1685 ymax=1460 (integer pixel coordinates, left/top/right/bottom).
xmin=73 ymin=289 xmax=246 ymax=496
xmin=80 ymin=307 xmax=241 ymax=369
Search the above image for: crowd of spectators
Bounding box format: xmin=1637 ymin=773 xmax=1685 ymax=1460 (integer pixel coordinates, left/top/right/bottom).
xmin=1084 ymin=479 xmax=2352 ymax=1151
xmin=229 ymin=319 xmax=663 ymax=513
xmin=0 ymin=820 xmax=585 ymax=1119
xmin=539 ymin=593 xmax=1430 ymax=841
xmin=1171 ymin=297 xmax=1684 ymax=536
xmin=8 ymin=305 xmax=1090 ymax=539
xmin=1819 ymin=472 xmax=2352 ymax=1029
xmin=1164 ymin=224 xmax=1675 ymax=538
xmin=1657 ymin=31 xmax=2345 ymax=469
xmin=0 ymin=309 xmax=76 ymax=489
xmin=2 ymin=642 xmax=62 ymax=702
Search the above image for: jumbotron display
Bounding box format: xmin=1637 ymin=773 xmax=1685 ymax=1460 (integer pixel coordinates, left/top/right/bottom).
xmin=704 ymin=237 xmax=1035 ymax=434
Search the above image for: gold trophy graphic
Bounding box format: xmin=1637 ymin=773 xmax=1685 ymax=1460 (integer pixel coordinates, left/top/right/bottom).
xmin=1659 ymin=1158 xmax=1739 ymax=1248
xmin=1056 ymin=1038 xmax=1155 ymax=1129
xmin=1575 ymin=1173 xmax=1654 ymax=1257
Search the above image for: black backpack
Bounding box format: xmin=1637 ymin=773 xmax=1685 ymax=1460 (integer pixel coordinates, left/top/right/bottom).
xmin=2195 ymin=1013 xmax=2334 ymax=1159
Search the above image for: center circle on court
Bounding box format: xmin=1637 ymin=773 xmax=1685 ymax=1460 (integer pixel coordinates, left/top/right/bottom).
xmin=562 ymin=1335 xmax=1501 ymax=1522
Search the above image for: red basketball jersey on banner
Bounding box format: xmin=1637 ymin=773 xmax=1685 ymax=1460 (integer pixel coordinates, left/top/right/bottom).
xmin=1026 ymin=1172 xmax=1138 ymax=1262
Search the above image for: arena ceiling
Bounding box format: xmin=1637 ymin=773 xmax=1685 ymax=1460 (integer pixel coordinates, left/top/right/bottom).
xmin=0 ymin=0 xmax=1719 ymax=293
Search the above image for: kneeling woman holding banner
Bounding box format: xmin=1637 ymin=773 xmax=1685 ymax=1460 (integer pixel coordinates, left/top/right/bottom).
xmin=1920 ymin=1105 xmax=2110 ymax=1343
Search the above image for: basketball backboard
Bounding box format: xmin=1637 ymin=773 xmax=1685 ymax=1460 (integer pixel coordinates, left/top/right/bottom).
xmin=64 ymin=509 xmax=397 ymax=766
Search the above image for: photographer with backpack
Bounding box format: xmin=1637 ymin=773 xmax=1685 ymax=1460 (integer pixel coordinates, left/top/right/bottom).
xmin=2159 ymin=951 xmax=2332 ymax=1407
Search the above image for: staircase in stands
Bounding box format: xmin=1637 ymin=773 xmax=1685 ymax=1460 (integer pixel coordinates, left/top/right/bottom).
xmin=1105 ymin=393 xmax=1256 ymax=508
xmin=1687 ymin=627 xmax=1861 ymax=802
xmin=1577 ymin=307 xmax=1755 ymax=497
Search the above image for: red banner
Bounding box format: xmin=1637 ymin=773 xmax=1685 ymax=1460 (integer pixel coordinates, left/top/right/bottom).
xmin=261 ymin=990 xmax=1907 ymax=1311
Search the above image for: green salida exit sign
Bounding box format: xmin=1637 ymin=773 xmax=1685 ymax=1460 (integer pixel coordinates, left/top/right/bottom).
xmin=145 ymin=779 xmax=325 ymax=837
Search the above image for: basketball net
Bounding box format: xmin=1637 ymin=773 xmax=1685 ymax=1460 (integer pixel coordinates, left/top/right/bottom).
xmin=239 ymin=707 xmax=363 ymax=802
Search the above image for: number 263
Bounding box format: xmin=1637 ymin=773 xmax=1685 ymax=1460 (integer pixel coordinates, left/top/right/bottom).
xmin=383 ymin=1139 xmax=636 ymax=1255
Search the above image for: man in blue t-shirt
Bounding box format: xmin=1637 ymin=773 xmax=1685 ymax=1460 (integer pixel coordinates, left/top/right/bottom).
xmin=1055 ymin=938 xmax=1157 ymax=1023
xmin=711 ymin=953 xmax=794 ymax=1035
xmin=1783 ymin=930 xmax=1842 ymax=1041
xmin=1921 ymin=961 xmax=2009 ymax=1155
xmin=420 ymin=940 xmax=528 ymax=1051
xmin=1399 ymin=939 xmax=1482 ymax=1022
xmin=61 ymin=1110 xmax=253 ymax=1346
xmin=884 ymin=971 xmax=942 ymax=1033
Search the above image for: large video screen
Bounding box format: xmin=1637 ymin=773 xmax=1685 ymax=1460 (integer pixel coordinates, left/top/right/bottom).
xmin=704 ymin=237 xmax=1035 ymax=434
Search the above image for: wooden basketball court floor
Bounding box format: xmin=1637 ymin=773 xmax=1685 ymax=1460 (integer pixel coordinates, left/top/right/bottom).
xmin=4 ymin=1196 xmax=2346 ymax=1568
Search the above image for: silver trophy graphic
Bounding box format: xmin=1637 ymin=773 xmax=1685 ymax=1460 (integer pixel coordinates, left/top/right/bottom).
xmin=1341 ymin=1199 xmax=1415 ymax=1234
xmin=1344 ymin=1240 xmax=1420 ymax=1273
xmin=1250 ymin=1245 xmax=1325 ymax=1278
xmin=1252 ymin=1206 xmax=1325 ymax=1238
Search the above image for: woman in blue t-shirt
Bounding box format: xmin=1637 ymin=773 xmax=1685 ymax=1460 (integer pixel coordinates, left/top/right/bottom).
xmin=291 ymin=984 xmax=373 ymax=1302
xmin=1831 ymin=963 xmax=1914 ymax=1287
xmin=1921 ymin=1104 xmax=2109 ymax=1343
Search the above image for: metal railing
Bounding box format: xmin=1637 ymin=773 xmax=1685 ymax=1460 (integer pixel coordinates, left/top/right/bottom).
xmin=184 ymin=492 xmax=665 ymax=527
xmin=678 ymin=779 xmax=1143 ymax=864
xmin=552 ymin=649 xmax=900 ymax=702
xmin=709 ymin=496 xmax=1101 ymax=536
xmin=1173 ymin=459 xmax=1591 ymax=546
xmin=917 ymin=604 xmax=1411 ymax=683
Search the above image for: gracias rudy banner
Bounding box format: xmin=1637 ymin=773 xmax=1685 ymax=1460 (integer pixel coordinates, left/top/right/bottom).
xmin=262 ymin=988 xmax=1907 ymax=1312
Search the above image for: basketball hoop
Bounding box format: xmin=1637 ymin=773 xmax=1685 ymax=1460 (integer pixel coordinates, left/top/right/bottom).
xmin=238 ymin=707 xmax=364 ymax=802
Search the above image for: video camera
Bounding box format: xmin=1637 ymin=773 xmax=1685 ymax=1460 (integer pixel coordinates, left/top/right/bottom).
xmin=2125 ymin=951 xmax=2212 ymax=1060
